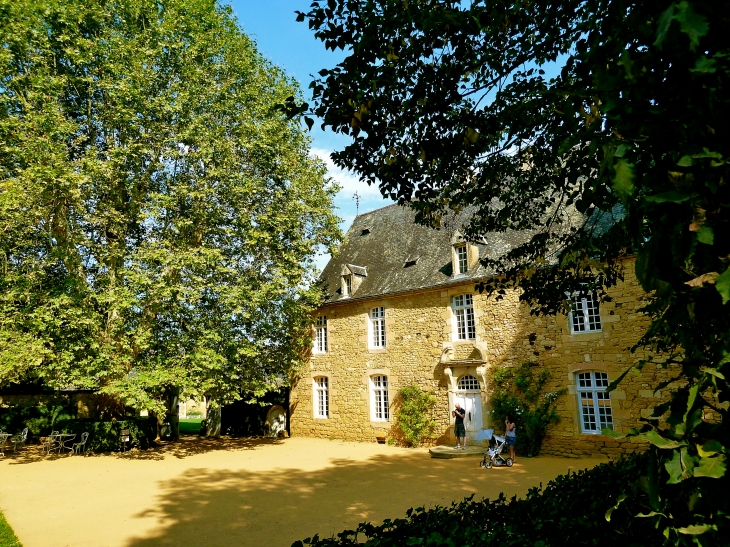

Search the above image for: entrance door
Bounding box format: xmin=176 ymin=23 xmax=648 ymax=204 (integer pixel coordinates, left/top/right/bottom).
xmin=455 ymin=375 xmax=483 ymax=445
xmin=456 ymin=393 xmax=483 ymax=444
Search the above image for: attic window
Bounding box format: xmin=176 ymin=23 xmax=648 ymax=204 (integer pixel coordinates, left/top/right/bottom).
xmin=344 ymin=275 xmax=352 ymax=296
xmin=404 ymin=257 xmax=420 ymax=268
xmin=361 ymin=227 xmax=371 ymax=235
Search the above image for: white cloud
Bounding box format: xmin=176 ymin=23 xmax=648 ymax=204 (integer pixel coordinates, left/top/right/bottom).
xmin=312 ymin=147 xmax=382 ymax=199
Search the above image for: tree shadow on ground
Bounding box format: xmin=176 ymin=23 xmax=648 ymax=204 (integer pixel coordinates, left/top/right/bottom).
xmin=2 ymin=436 xmax=284 ymax=465
xmin=122 ymin=449 xmax=584 ymax=547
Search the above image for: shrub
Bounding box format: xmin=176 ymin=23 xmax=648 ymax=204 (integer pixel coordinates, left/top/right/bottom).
xmin=393 ymin=384 xmax=437 ymax=447
xmin=0 ymin=400 xmax=76 ymax=441
xmin=293 ymin=454 xmax=663 ymax=547
xmin=489 ymin=361 xmax=565 ymax=456
xmin=55 ymin=417 xmax=157 ymax=452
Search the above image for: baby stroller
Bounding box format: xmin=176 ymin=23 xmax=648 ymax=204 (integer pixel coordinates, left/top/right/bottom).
xmin=479 ymin=432 xmax=513 ymax=469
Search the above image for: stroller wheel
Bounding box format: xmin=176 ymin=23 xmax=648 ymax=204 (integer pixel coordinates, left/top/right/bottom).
xmin=486 ymin=460 xmax=493 ymax=469
xmin=506 ymin=458 xmax=513 ymax=467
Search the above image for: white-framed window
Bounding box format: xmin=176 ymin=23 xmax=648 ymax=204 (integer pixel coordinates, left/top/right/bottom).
xmin=369 ymin=306 xmax=386 ymax=348
xmin=453 ymin=294 xmax=476 ymax=340
xmin=455 ymin=245 xmax=468 ymax=274
xmin=314 ymin=316 xmax=327 ymax=353
xmin=343 ymin=275 xmax=352 ymax=296
xmin=313 ymin=376 xmax=329 ymax=419
xmin=570 ymin=290 xmax=602 ymax=333
xmin=370 ymin=375 xmax=389 ymax=421
xmin=577 ymin=371 xmax=613 ymax=433
xmin=457 ymin=375 xmax=480 ymax=391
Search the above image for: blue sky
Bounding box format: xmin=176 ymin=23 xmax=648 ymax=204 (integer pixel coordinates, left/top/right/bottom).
xmin=227 ymin=1 xmax=394 ymax=259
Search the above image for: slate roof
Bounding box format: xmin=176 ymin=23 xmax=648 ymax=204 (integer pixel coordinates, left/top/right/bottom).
xmin=318 ymin=204 xmax=534 ymax=304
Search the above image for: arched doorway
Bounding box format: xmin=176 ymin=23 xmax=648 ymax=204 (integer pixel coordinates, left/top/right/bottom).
xmin=455 ymin=375 xmax=483 ymax=444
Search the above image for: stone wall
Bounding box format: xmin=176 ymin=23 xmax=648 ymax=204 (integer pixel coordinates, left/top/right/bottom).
xmin=290 ymin=258 xmax=672 ymax=457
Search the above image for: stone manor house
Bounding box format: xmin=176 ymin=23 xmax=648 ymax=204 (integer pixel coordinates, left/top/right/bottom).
xmin=289 ymin=205 xmax=667 ymax=457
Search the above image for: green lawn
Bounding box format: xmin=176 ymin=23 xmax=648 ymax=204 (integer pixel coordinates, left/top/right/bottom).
xmin=0 ymin=509 xmax=22 ymax=547
xmin=179 ymin=418 xmax=203 ymax=436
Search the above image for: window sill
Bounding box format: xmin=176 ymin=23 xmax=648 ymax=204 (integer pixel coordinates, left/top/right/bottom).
xmin=368 ymin=347 xmax=387 ymax=353
xmin=569 ymin=329 xmax=603 ymax=335
xmin=579 ymin=433 xmax=614 ymax=440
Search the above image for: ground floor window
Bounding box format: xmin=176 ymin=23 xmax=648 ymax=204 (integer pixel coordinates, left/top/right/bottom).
xmin=370 ymin=375 xmax=389 ymax=421
xmin=577 ymin=371 xmax=613 ymax=433
xmin=314 ymin=376 xmax=328 ymax=418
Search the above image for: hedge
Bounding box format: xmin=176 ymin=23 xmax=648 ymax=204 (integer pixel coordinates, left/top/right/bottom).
xmin=294 ymin=453 xmax=664 ymax=547
xmin=54 ymin=417 xmax=157 ymax=452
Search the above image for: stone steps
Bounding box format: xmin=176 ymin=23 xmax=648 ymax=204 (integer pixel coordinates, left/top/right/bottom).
xmin=429 ymin=445 xmax=487 ymax=458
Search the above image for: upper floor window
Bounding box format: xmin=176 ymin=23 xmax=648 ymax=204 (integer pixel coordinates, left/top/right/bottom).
xmin=455 ymin=245 xmax=468 ymax=275
xmin=577 ymin=371 xmax=613 ymax=433
xmin=314 ymin=316 xmax=327 ymax=353
xmin=370 ymin=375 xmax=389 ymax=421
xmin=314 ymin=376 xmax=329 ymax=419
xmin=370 ymin=307 xmax=386 ymax=348
xmin=570 ymin=291 xmax=602 ymax=333
xmin=453 ymin=294 xmax=475 ymax=340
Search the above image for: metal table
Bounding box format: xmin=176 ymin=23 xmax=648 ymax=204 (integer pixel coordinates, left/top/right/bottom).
xmin=58 ymin=433 xmax=76 ymax=454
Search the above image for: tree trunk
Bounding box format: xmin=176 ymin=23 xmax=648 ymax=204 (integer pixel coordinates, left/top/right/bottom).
xmin=206 ymin=398 xmax=221 ymax=438
xmin=166 ymin=387 xmax=180 ymax=441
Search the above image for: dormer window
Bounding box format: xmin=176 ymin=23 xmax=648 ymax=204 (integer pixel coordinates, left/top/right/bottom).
xmin=455 ymin=245 xmax=468 ymax=275
xmin=344 ymin=275 xmax=352 ymax=296
xmin=340 ymin=264 xmax=367 ymax=299
xmin=361 ymin=227 xmax=371 ymax=235
xmin=404 ymin=256 xmax=420 ymax=268
xmin=450 ymin=231 xmax=478 ymax=278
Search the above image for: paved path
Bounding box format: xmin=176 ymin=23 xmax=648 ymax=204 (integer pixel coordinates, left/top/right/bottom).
xmin=0 ymin=437 xmax=605 ymax=547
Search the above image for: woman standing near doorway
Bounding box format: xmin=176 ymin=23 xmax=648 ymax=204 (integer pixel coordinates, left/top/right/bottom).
xmin=505 ymin=415 xmax=517 ymax=463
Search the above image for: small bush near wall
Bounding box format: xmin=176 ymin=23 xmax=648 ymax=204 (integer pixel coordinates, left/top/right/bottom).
xmin=393 ymin=384 xmax=437 ymax=447
xmin=55 ymin=417 xmax=157 ymax=452
xmin=489 ymin=361 xmax=565 ymax=456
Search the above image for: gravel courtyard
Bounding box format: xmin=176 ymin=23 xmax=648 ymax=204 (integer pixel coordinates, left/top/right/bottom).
xmin=0 ymin=437 xmax=605 ymax=547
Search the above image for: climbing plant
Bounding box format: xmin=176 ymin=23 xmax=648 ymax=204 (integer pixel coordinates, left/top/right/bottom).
xmin=394 ymin=384 xmax=438 ymax=447
xmin=489 ymin=362 xmax=566 ymax=456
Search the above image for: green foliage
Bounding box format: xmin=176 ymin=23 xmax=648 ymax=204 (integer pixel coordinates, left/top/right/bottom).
xmin=0 ymin=510 xmax=22 ymax=547
xmin=293 ymin=454 xmax=673 ymax=547
xmin=489 ymin=362 xmax=565 ymax=456
xmin=0 ymin=400 xmax=76 ymax=440
xmin=296 ymin=0 xmax=730 ymax=542
xmin=393 ymin=384 xmax=437 ymax=447
xmin=56 ymin=417 xmax=157 ymax=452
xmin=0 ymin=0 xmax=342 ymax=413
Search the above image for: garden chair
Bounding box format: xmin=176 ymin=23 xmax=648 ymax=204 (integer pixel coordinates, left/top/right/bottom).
xmin=73 ymin=432 xmax=89 ymax=455
xmin=9 ymin=427 xmax=28 ymax=452
xmin=43 ymin=431 xmax=61 ymax=454
xmin=120 ymin=429 xmax=130 ymax=452
xmin=0 ymin=430 xmax=10 ymax=456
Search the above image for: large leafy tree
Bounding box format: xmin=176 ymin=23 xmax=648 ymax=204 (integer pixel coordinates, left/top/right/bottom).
xmin=0 ymin=0 xmax=341 ymax=416
xmin=294 ymin=0 xmax=729 ymax=543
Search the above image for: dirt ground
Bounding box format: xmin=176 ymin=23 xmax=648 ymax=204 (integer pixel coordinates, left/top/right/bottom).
xmin=0 ymin=437 xmax=606 ymax=547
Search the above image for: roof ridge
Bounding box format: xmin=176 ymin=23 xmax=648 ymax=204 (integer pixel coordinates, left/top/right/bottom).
xmin=356 ymin=203 xmax=399 ymax=218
